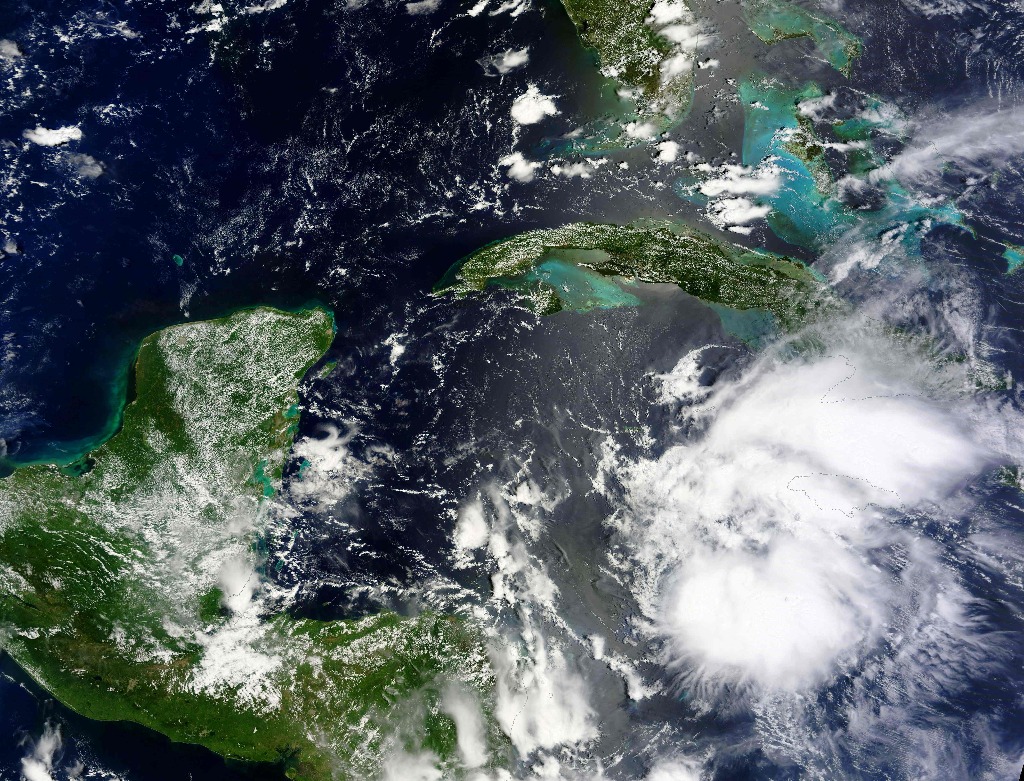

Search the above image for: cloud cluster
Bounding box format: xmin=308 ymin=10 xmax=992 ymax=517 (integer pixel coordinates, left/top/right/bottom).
xmin=645 ymin=0 xmax=715 ymax=99
xmin=21 ymin=723 xmax=62 ymax=781
xmin=481 ymin=47 xmax=530 ymax=75
xmin=22 ymin=125 xmax=82 ymax=147
xmin=498 ymin=152 xmax=542 ymax=182
xmin=449 ymin=486 xmax=599 ymax=769
xmin=684 ymin=161 xmax=783 ymax=233
xmin=290 ymin=423 xmax=370 ymax=507
xmin=620 ymin=322 xmax=1006 ymax=692
xmin=510 ymin=85 xmax=559 ymax=126
xmin=870 ymin=103 xmax=1024 ymax=189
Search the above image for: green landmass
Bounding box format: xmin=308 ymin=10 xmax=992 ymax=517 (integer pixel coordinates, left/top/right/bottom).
xmin=557 ymin=0 xmax=696 ymax=136
xmin=743 ymin=0 xmax=862 ymax=76
xmin=434 ymin=220 xmax=826 ymax=326
xmin=0 ymin=306 xmax=498 ymax=780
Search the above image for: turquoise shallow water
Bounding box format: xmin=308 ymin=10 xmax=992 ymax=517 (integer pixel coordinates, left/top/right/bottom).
xmin=739 ymin=79 xmax=855 ymax=250
xmin=744 ymin=0 xmax=861 ymax=74
xmin=735 ymin=78 xmax=969 ymax=259
xmin=706 ymin=303 xmax=777 ymax=347
xmin=525 ymin=259 xmax=642 ymax=311
xmin=513 ymin=258 xmax=779 ymax=345
xmin=1004 ymin=245 xmax=1024 ymax=273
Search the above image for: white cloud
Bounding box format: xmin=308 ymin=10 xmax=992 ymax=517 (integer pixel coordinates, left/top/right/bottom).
xmin=662 ymin=538 xmax=887 ymax=689
xmin=0 ymin=39 xmax=22 ymax=61
xmin=493 ymin=636 xmax=597 ymax=755
xmin=647 ymin=0 xmax=688 ymax=25
xmin=441 ymin=684 xmax=489 ymax=768
xmin=23 ymin=125 xmax=82 ymax=147
xmin=691 ymin=161 xmax=782 ymax=230
xmin=646 ymin=757 xmax=702 ymax=781
xmin=21 ymin=723 xmax=61 ymax=781
xmin=511 ymin=85 xmax=559 ymax=125
xmin=625 ymin=121 xmax=659 ymax=140
xmin=455 ymin=484 xmax=598 ymax=763
xmin=454 ymin=496 xmax=490 ymax=566
xmin=643 ymin=0 xmax=714 ymax=94
xmin=698 ymin=162 xmax=782 ymax=197
xmin=192 ymin=609 xmax=283 ymax=707
xmin=406 ymin=0 xmax=441 ymax=14
xmin=621 ymin=321 xmax=1006 ymax=692
xmin=707 ymin=197 xmax=770 ymax=228
xmin=68 ymin=153 xmax=103 ymax=179
xmin=659 ymin=52 xmax=694 ymax=80
xmin=872 ymin=103 xmax=1024 ymax=188
xmin=482 ymin=47 xmax=530 ymax=74
xmin=499 ymin=152 xmax=542 ymax=182
xmin=290 ymin=423 xmax=369 ymax=507
xmin=487 ymin=0 xmax=531 ymax=16
xmin=549 ymin=161 xmax=595 ymax=179
xmin=657 ymin=141 xmax=680 ymax=162
xmin=797 ymin=92 xmax=837 ymax=120
xmin=379 ymin=749 xmax=442 ymax=781
xmin=218 ymin=555 xmax=258 ymax=613
xmin=660 ymin=21 xmax=703 ymax=47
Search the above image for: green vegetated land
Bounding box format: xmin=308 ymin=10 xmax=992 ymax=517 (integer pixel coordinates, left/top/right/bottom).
xmin=558 ymin=0 xmax=694 ymax=121
xmin=555 ymin=0 xmax=859 ymax=132
xmin=435 ymin=220 xmax=826 ymax=326
xmin=0 ymin=307 xmax=497 ymax=781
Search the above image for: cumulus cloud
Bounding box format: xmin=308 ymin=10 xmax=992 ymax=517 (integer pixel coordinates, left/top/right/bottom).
xmin=0 ymin=39 xmax=22 ymax=61
xmin=511 ymin=85 xmax=559 ymax=125
xmin=68 ymin=153 xmax=103 ymax=179
xmin=23 ymin=126 xmax=82 ymax=146
xmin=218 ymin=555 xmax=258 ymax=613
xmin=454 ymin=496 xmax=489 ymax=556
xmin=646 ymin=757 xmax=702 ymax=781
xmin=499 ymin=152 xmax=542 ymax=182
xmin=21 ymin=723 xmax=61 ymax=781
xmin=707 ymin=197 xmax=771 ymax=231
xmin=481 ymin=47 xmax=530 ymax=74
xmin=192 ymin=609 xmax=283 ymax=707
xmin=493 ymin=635 xmax=597 ymax=755
xmin=290 ymin=423 xmax=369 ymax=507
xmin=662 ymin=539 xmax=887 ymax=689
xmin=380 ymin=749 xmax=442 ymax=781
xmin=405 ymin=0 xmax=441 ymax=13
xmin=456 ymin=484 xmax=598 ymax=763
xmin=620 ymin=321 xmax=1007 ymax=692
xmin=643 ymin=0 xmax=715 ymax=96
xmin=549 ymin=161 xmax=598 ymax=179
xmin=686 ymin=161 xmax=782 ymax=231
xmin=657 ymin=140 xmax=680 ymax=162
xmin=625 ymin=121 xmax=659 ymax=140
xmin=647 ymin=0 xmax=689 ymax=25
xmin=698 ymin=162 xmax=782 ymax=197
xmin=797 ymin=92 xmax=837 ymax=121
